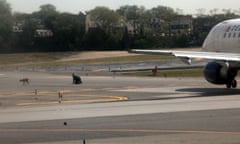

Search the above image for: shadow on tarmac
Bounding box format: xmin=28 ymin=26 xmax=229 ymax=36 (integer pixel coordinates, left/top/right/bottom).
xmin=176 ymin=88 xmax=240 ymax=97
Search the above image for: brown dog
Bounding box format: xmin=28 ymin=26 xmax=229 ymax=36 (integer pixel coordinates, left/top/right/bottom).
xmin=19 ymin=78 xmax=30 ymax=85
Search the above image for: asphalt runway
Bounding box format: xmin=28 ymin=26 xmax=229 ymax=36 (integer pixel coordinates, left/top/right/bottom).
xmin=0 ymin=71 xmax=240 ymax=144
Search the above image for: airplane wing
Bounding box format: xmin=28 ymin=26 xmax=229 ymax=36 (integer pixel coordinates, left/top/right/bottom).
xmin=130 ymin=49 xmax=240 ymax=64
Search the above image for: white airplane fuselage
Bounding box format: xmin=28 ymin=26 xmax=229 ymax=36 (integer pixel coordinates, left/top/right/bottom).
xmin=203 ymin=19 xmax=240 ymax=53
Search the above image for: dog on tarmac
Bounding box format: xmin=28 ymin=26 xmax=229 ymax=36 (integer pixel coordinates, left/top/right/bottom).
xmin=19 ymin=78 xmax=30 ymax=85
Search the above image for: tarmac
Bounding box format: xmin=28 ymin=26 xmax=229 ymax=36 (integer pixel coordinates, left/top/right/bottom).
xmin=0 ymin=70 xmax=240 ymax=144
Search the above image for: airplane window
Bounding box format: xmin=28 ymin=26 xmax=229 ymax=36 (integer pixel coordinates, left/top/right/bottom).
xmin=228 ymin=33 xmax=231 ymax=38
xmin=223 ymin=33 xmax=226 ymax=38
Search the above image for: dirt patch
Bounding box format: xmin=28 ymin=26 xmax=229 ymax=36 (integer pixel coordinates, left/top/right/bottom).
xmin=58 ymin=51 xmax=140 ymax=62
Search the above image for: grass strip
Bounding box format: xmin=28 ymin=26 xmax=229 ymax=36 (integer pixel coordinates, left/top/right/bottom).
xmin=121 ymin=69 xmax=203 ymax=77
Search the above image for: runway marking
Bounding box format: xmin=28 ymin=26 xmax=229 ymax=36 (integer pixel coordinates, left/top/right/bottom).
xmin=1 ymin=128 xmax=240 ymax=135
xmin=16 ymin=95 xmax=128 ymax=106
xmin=0 ymin=88 xmax=128 ymax=106
xmin=0 ymin=89 xmax=116 ymax=97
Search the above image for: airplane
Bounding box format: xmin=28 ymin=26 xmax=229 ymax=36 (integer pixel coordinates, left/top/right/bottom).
xmin=130 ymin=18 xmax=240 ymax=89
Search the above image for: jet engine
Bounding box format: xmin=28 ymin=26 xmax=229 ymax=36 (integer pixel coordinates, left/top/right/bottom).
xmin=203 ymin=61 xmax=238 ymax=88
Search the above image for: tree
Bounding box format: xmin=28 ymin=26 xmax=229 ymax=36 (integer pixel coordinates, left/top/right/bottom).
xmin=209 ymin=8 xmax=219 ymax=15
xmin=84 ymin=28 xmax=108 ymax=50
xmin=196 ymin=8 xmax=206 ymax=17
xmin=52 ymin=13 xmax=85 ymax=51
xmin=34 ymin=4 xmax=58 ymax=29
xmin=86 ymin=7 xmax=122 ymax=50
xmin=0 ymin=0 xmax=13 ymax=52
xmin=117 ymin=5 xmax=146 ymax=35
xmin=14 ymin=4 xmax=58 ymax=52
xmin=149 ymin=5 xmax=176 ymax=21
xmin=117 ymin=5 xmax=145 ymax=20
xmin=88 ymin=7 xmax=120 ymax=33
xmin=40 ymin=4 xmax=57 ymax=13
xmin=19 ymin=18 xmax=38 ymax=52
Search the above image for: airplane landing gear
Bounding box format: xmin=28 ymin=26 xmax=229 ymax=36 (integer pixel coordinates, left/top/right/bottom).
xmin=226 ymin=79 xmax=237 ymax=88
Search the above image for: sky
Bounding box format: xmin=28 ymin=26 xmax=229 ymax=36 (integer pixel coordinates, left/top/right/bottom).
xmin=6 ymin=0 xmax=240 ymax=15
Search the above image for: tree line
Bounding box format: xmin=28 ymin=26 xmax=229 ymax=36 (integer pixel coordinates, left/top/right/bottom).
xmin=0 ymin=0 xmax=239 ymax=53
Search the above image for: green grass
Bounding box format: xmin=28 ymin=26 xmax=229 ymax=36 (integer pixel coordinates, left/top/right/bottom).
xmin=0 ymin=51 xmax=205 ymax=78
xmin=0 ymin=52 xmax=174 ymax=67
xmin=62 ymin=55 xmax=174 ymax=65
xmin=0 ymin=53 xmax=60 ymax=65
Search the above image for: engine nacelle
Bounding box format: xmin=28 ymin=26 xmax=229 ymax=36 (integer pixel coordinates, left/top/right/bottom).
xmin=203 ymin=61 xmax=237 ymax=85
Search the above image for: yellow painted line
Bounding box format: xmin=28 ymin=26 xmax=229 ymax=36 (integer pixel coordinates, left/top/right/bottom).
xmin=0 ymin=91 xmax=58 ymax=97
xmin=16 ymin=95 xmax=128 ymax=106
xmin=124 ymin=86 xmax=139 ymax=89
xmin=1 ymin=89 xmax=128 ymax=106
xmin=17 ymin=101 xmax=59 ymax=106
xmin=0 ymin=90 xmax=119 ymax=97
xmin=92 ymin=69 xmax=102 ymax=72
xmin=1 ymin=128 xmax=240 ymax=135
